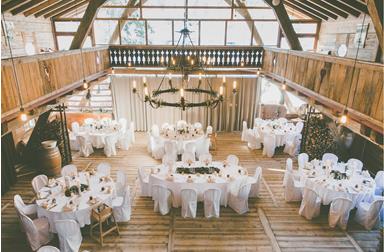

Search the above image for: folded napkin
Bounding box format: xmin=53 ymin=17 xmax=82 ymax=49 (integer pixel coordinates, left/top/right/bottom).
xmin=63 ymin=204 xmax=76 ymax=212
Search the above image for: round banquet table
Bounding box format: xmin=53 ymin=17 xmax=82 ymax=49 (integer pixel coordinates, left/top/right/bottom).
xmin=159 ymin=133 xmax=205 ymax=154
xmin=77 ymin=129 xmax=119 ymax=149
xmin=255 ymin=122 xmax=297 ymax=147
xmin=36 ymin=172 xmax=116 ymax=233
xmin=299 ymin=162 xmax=375 ymax=208
xmin=148 ymin=161 xmax=256 ymax=207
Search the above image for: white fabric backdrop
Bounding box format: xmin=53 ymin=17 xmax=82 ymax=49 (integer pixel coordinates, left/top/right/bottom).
xmin=111 ymin=75 xmax=261 ymax=131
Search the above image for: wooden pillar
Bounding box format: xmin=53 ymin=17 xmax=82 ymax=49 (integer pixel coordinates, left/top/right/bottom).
xmin=366 ymin=0 xmax=383 ymax=53
xmin=69 ymin=0 xmax=106 ymax=50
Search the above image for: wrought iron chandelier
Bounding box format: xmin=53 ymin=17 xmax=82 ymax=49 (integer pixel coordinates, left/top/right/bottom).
xmin=131 ymin=3 xmax=237 ymax=111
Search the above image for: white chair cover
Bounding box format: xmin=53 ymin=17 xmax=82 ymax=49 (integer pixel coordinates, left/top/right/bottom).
xmin=228 ymin=182 xmax=252 ymax=214
xmin=181 ymin=189 xmax=198 ymax=218
xmin=19 ymin=212 xmax=52 ymax=251
xmin=295 ymin=121 xmax=304 ymax=133
xmin=61 ymin=164 xmax=77 ymax=177
xmin=249 ymin=167 xmax=262 ymax=198
xmin=283 ymin=158 xmax=293 ymax=186
xmin=263 ymin=133 xmax=276 ymax=158
xmin=182 ymin=152 xmax=196 ymax=163
xmin=129 ymin=121 xmax=135 ymax=143
xmin=116 ymin=170 xmax=127 ymax=197
xmin=226 ymin=155 xmax=239 ymax=166
xmin=354 ymin=196 xmax=384 ymax=230
xmin=152 ymin=185 xmax=172 ymax=215
xmin=138 ymin=167 xmax=151 ymax=196
xmin=96 ymin=162 xmax=111 ymax=176
xmin=283 ymin=133 xmax=298 ymax=156
xmin=117 ymin=130 xmax=131 ymax=151
xmin=329 ymin=197 xmax=353 ymax=230
xmin=195 ymin=137 xmax=210 ymax=159
xmin=37 ymin=246 xmax=60 ymax=252
xmin=84 ymin=118 xmax=95 ymax=125
xmin=161 ymin=123 xmax=169 ymax=131
xmin=284 ymin=172 xmax=302 ymax=202
xmin=206 ymin=125 xmax=213 ymax=135
xmin=71 ymin=122 xmax=80 ymax=134
xmin=241 ymin=121 xmax=248 ymax=142
xmin=32 ymin=175 xmax=48 ymax=194
xmin=254 ymin=117 xmax=263 ymax=126
xmin=199 ymin=153 xmax=213 ymax=163
xmin=176 ymin=120 xmax=187 ymax=129
xmin=151 ymin=124 xmax=160 ymax=138
xmin=299 ymin=187 xmax=321 ymax=220
xmin=69 ymin=131 xmax=79 ymax=151
xmin=185 ymin=142 xmax=196 ymax=155
xmin=119 ymin=118 xmax=128 ymax=133
xmin=55 ymin=219 xmax=82 ymax=252
xmin=375 ymin=171 xmax=384 ymax=195
xmin=204 ymin=189 xmax=221 ymax=218
xmin=194 ymin=122 xmax=202 ymax=129
xmin=322 ymin=153 xmax=338 ymax=164
xmin=113 ymin=185 xmax=131 ymax=222
xmin=298 ymin=153 xmax=309 ymax=174
xmin=164 ymin=141 xmax=177 ymax=160
xmin=247 ymin=129 xmax=262 ymax=150
xmin=104 ymin=134 xmax=118 ymax=157
xmin=77 ymin=135 xmax=94 ymax=157
xmin=347 ymin=158 xmax=363 ymax=172
xmin=14 ymin=195 xmax=37 ymax=217
xmin=162 ymin=154 xmax=177 ymax=168
xmin=149 ymin=136 xmax=165 ymax=160
xmin=277 ymin=117 xmax=288 ymax=124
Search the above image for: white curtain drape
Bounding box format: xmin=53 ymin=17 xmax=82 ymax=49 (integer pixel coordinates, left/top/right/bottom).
xmin=111 ymin=75 xmax=261 ymax=132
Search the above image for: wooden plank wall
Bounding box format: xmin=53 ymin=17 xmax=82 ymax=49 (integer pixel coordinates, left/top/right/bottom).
xmin=263 ymin=48 xmax=383 ymax=131
xmin=1 ymin=47 xmax=110 ymax=121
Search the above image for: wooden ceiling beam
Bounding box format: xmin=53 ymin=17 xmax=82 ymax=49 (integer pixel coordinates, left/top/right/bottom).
xmin=310 ymin=0 xmax=349 ymax=18
xmin=34 ymin=0 xmax=74 ymax=17
xmin=52 ymin=0 xmax=89 ymax=18
xmin=69 ymin=0 xmax=106 ymax=49
xmin=298 ymin=0 xmax=338 ymax=20
xmin=2 ymin=0 xmax=29 ymax=12
xmin=284 ymin=2 xmax=321 ymax=21
xmin=286 ymin=0 xmax=329 ymax=20
xmin=338 ymin=0 xmax=368 ymax=14
xmin=24 ymin=0 xmax=61 ymax=17
xmin=322 ymin=0 xmax=361 ymax=17
xmin=10 ymin=0 xmax=46 ymax=15
xmin=45 ymin=0 xmax=88 ymax=18
xmin=366 ymin=0 xmax=383 ymax=51
xmin=265 ymin=0 xmax=302 ymax=50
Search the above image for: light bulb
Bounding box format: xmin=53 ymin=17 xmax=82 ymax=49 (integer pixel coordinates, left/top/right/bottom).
xmin=233 ymin=81 xmax=237 ymax=89
xmin=168 ymin=73 xmax=172 ymax=80
xmin=340 ymin=114 xmax=347 ymax=124
xmin=143 ymin=76 xmax=147 ymax=83
xmin=219 ymin=86 xmax=224 ymax=96
xmin=199 ymin=73 xmax=202 ymax=80
xmin=282 ymin=84 xmax=286 ymax=90
xmin=222 ymin=76 xmax=226 ymax=83
xmin=111 ymin=68 xmax=115 ymax=74
xmin=191 ymin=59 xmax=194 ymax=65
xmin=83 ymin=80 xmax=88 ymax=89
xmin=256 ymin=70 xmax=260 ymax=76
xmin=20 ymin=112 xmax=27 ymax=122
xmin=180 ymin=88 xmax=184 ymax=98
xmin=132 ymin=80 xmax=137 ymax=89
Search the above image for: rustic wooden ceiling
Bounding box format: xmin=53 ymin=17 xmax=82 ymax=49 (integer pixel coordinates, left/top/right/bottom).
xmin=1 ymin=0 xmax=368 ymax=20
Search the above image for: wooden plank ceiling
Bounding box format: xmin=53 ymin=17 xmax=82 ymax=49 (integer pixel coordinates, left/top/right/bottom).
xmin=1 ymin=0 xmax=369 ymax=20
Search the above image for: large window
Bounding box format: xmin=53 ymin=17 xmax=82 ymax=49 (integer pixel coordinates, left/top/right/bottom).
xmin=200 ymin=21 xmax=225 ymax=45
xmin=227 ymin=21 xmax=251 ymax=46
xmin=147 ymin=21 xmax=172 ymax=45
xmin=121 ymin=21 xmax=146 ymax=45
xmin=94 ymin=20 xmax=119 ymax=45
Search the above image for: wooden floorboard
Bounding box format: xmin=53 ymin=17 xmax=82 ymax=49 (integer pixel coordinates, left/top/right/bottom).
xmin=1 ymin=132 xmax=382 ymax=251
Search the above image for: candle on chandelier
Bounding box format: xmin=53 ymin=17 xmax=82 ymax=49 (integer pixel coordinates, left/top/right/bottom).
xmin=133 ymin=80 xmax=137 ymax=89
xmin=222 ymin=76 xmax=226 ymax=83
xmin=233 ymin=81 xmax=237 ymax=89
xmin=219 ymin=86 xmax=224 ymax=96
xmin=180 ymin=88 xmax=184 ymax=98
xmin=199 ymin=73 xmax=202 ymax=80
xmin=143 ymin=76 xmax=147 ymax=84
xmin=144 ymin=86 xmax=149 ymax=96
xmin=168 ymin=73 xmax=172 ymax=80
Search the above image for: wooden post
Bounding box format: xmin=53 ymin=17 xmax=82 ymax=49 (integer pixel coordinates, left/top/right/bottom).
xmin=264 ymin=0 xmax=303 ymax=50
xmin=366 ymin=0 xmax=383 ymax=53
xmin=69 ymin=0 xmax=106 ymax=50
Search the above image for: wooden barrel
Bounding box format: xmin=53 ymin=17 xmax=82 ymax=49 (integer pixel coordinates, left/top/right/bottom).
xmin=39 ymin=146 xmax=62 ymax=177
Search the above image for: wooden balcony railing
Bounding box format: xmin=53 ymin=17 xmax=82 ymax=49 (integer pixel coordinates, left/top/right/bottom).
xmin=109 ymin=46 xmax=264 ymax=68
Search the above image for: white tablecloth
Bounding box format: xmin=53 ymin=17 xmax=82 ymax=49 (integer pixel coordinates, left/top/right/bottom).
xmin=77 ymin=129 xmax=119 ymax=149
xmin=36 ymin=172 xmax=116 ymax=233
xmin=159 ymin=134 xmax=205 ymax=154
xmin=299 ymin=161 xmax=375 ymax=207
xmin=148 ymin=161 xmax=256 ymax=207
xmin=254 ymin=120 xmax=297 ymax=147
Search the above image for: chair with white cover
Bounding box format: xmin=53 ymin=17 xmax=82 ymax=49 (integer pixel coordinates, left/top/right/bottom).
xmin=241 ymin=121 xmax=248 ymax=141
xmin=194 ymin=122 xmax=202 ymax=129
xmin=181 ymin=189 xmax=198 ymax=218
xmin=151 ymin=124 xmax=160 ymax=137
xmin=55 ymin=219 xmax=82 ymax=252
xmin=298 ymin=153 xmax=309 ymax=174
xmin=61 ymin=164 xmax=77 ymax=177
xmin=185 ymin=142 xmax=196 ymax=155
xmin=263 ymin=133 xmax=276 ymax=158
xmin=284 ymin=133 xmax=298 ymax=156
xmin=117 ymin=130 xmax=131 ymax=151
xmin=199 ymin=153 xmax=212 ymax=163
xmin=182 ymin=152 xmax=195 ymax=163
xmin=97 ymin=162 xmax=111 ymax=176
xmin=329 ymin=197 xmax=353 ymax=230
xmin=162 ymin=154 xmax=177 ymax=168
xmin=104 ymin=134 xmax=118 ymax=157
xmin=138 ymin=167 xmax=151 ymax=197
xmin=71 ymin=122 xmax=80 ymax=134
xmin=295 ymin=121 xmax=304 ymax=134
xmin=354 ymin=196 xmax=384 ymax=230
xmin=277 ymin=117 xmax=288 ymax=124
xmin=249 ymin=167 xmax=262 ymax=198
xmin=118 ymin=118 xmax=128 ymax=133
xmin=284 ymin=171 xmax=302 ymax=202
xmin=247 ymin=129 xmax=262 ymax=150
xmin=116 ymin=170 xmax=127 ymax=197
xmin=226 ymin=154 xmax=239 ymax=166
xmin=204 ymin=189 xmax=221 ymax=218
xmin=374 ymin=171 xmax=384 ymax=195
xmin=206 ymin=125 xmax=213 ymax=135
xmin=195 ymin=137 xmax=210 ymax=159
xmin=347 ymin=158 xmax=363 ymax=173
xmin=283 ymin=158 xmax=293 ymax=186
xmin=228 ymin=182 xmax=252 ymax=214
xmin=299 ymin=187 xmax=321 ymax=220
xmin=152 ymin=185 xmax=172 ymax=215
xmin=164 ymin=141 xmax=177 ymax=160
xmin=19 ymin=212 xmax=52 ymax=251
xmin=77 ymin=135 xmax=94 ymax=157
xmin=129 ymin=121 xmax=135 ymax=143
xmin=161 ymin=123 xmax=169 ymax=131
xmin=149 ymin=136 xmax=165 ymax=160
xmin=84 ymin=118 xmax=95 ymax=125
xmin=112 ymin=185 xmax=131 ymax=222
xmin=14 ymin=195 xmax=37 ymax=232
xmin=254 ymin=117 xmax=263 ymax=126
xmin=69 ymin=131 xmax=79 ymax=151
xmin=37 ymin=246 xmax=60 ymax=252
xmin=176 ymin=120 xmax=187 ymax=129
xmin=32 ymin=175 xmax=48 ymax=194
xmin=322 ymin=153 xmax=338 ymax=164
